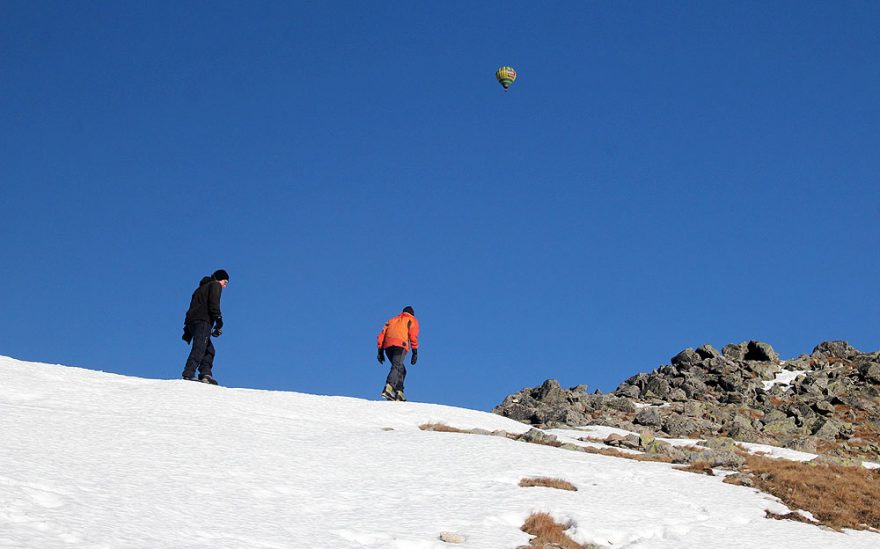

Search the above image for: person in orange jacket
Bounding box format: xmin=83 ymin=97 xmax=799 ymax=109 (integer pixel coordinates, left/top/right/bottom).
xmin=376 ymin=305 xmax=419 ymax=401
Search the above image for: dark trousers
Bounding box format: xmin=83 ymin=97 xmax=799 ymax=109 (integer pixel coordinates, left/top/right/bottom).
xmin=383 ymin=346 xmax=407 ymax=392
xmin=183 ymin=321 xmax=215 ymax=378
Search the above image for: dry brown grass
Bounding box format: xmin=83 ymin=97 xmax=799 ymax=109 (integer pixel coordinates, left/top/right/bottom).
xmin=581 ymin=445 xmax=674 ymax=463
xmin=519 ymin=477 xmax=578 ymax=491
xmin=418 ymin=422 xmax=472 ymax=434
xmin=673 ymin=461 xmax=715 ymax=476
xmin=518 ymin=512 xmax=597 ymax=549
xmin=577 ymin=436 xmax=608 ymax=444
xmin=729 ymin=453 xmax=880 ymax=531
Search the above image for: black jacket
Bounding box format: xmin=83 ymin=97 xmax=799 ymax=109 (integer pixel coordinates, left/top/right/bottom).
xmin=184 ymin=276 xmax=223 ymax=328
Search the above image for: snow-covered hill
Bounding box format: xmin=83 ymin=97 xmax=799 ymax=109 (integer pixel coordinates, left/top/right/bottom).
xmin=1 ymin=356 xmax=877 ymax=548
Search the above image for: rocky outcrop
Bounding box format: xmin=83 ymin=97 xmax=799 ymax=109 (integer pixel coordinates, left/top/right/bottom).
xmin=493 ymin=340 xmax=880 ymax=462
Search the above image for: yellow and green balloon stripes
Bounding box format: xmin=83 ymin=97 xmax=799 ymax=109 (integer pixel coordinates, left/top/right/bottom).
xmin=495 ymin=66 xmax=517 ymax=89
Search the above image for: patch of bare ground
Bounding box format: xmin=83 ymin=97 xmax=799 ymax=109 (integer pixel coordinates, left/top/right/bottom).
xmin=518 ymin=512 xmax=598 ymax=549
xmin=673 ymin=461 xmax=715 ymax=476
xmin=765 ymin=510 xmax=814 ymax=524
xmin=519 ymin=477 xmax=578 ymax=491
xmin=580 ymin=445 xmax=673 ymax=463
xmin=726 ymin=453 xmax=880 ymax=531
xmin=418 ymin=422 xmax=472 ymax=434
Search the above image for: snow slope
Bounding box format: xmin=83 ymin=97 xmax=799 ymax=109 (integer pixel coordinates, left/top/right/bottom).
xmin=1 ymin=356 xmax=877 ymax=548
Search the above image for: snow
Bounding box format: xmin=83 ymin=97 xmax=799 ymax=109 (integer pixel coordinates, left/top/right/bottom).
xmin=762 ymin=369 xmax=807 ymax=391
xmin=1 ymin=355 xmax=878 ymax=548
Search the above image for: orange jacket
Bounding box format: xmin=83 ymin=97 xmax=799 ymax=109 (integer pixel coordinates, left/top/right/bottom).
xmin=377 ymin=312 xmax=419 ymax=352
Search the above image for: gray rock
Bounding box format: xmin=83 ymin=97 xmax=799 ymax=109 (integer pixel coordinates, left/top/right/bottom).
xmin=645 ymin=378 xmax=671 ymax=399
xmin=493 ymin=340 xmax=880 ymax=463
xmin=722 ymin=343 xmax=747 ymax=361
xmin=439 ymin=532 xmax=466 ymax=544
xmin=811 ymin=417 xmax=841 ymax=440
xmin=763 ymin=417 xmax=798 ymax=435
xmin=535 ymin=379 xmax=567 ymax=405
xmin=812 ymin=340 xmax=859 ymax=359
xmin=615 ymin=384 xmax=640 ymax=399
xmin=700 ymin=437 xmax=737 ymax=452
xmin=696 ymin=344 xmax=721 ymax=360
xmin=634 ymin=407 xmax=662 ymax=427
xmin=858 ymin=362 xmax=880 ymax=384
xmin=683 ymin=401 xmax=704 ymax=417
xmin=814 ymin=400 xmax=835 ymax=416
xmin=784 ymin=437 xmax=818 ymax=454
xmin=604 ymin=396 xmax=637 ymax=413
xmin=672 ymin=348 xmax=702 ymax=368
xmin=518 ymin=428 xmax=559 ymax=446
xmin=762 ymin=410 xmax=788 ymax=425
xmin=663 ymin=415 xmax=706 ymax=437
xmin=745 ymin=341 xmax=780 ymax=363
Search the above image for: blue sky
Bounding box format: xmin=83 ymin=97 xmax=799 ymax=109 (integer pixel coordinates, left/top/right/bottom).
xmin=2 ymin=1 xmax=878 ymax=411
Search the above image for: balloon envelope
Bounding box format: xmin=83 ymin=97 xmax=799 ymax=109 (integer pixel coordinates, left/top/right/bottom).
xmin=495 ymin=66 xmax=517 ymax=90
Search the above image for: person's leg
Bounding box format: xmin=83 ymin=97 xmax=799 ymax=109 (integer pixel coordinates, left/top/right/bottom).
xmin=182 ymin=321 xmax=211 ymax=379
xmin=385 ymin=347 xmax=407 ymax=393
xmin=198 ymin=337 xmax=215 ymax=379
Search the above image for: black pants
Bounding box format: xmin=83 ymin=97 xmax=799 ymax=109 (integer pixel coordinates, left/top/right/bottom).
xmin=383 ymin=346 xmax=407 ymax=392
xmin=183 ymin=321 xmax=214 ymax=378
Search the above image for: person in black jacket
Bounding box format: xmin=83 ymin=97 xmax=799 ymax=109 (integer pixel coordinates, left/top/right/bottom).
xmin=181 ymin=269 xmax=229 ymax=384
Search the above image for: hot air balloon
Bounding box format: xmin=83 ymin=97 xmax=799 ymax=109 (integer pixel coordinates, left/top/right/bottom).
xmin=495 ymin=66 xmax=517 ymax=91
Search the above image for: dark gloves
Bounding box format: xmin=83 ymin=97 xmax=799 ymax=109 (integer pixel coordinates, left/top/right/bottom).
xmin=182 ymin=326 xmax=193 ymax=344
xmin=377 ymin=348 xmax=385 ymax=364
xmin=212 ymin=328 xmax=222 ymax=337
xmin=213 ymin=315 xmax=223 ymax=330
xmin=410 ymin=348 xmax=418 ymax=365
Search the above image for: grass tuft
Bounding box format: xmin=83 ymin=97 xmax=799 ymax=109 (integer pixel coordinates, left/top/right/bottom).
xmin=673 ymin=461 xmax=715 ymax=476
xmin=519 ymin=477 xmax=578 ymax=491
xmin=518 ymin=512 xmax=597 ymax=549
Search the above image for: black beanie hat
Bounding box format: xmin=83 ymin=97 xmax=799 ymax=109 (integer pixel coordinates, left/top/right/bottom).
xmin=212 ymin=269 xmax=230 ymax=281
xmin=402 ymin=305 xmax=414 ymax=315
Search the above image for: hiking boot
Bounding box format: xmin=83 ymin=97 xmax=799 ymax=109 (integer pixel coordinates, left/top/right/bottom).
xmin=182 ymin=374 xmax=198 ymax=381
xmin=395 ymin=389 xmax=406 ymax=402
xmin=199 ymin=374 xmax=219 ymax=385
xmin=380 ymin=383 xmax=396 ymax=401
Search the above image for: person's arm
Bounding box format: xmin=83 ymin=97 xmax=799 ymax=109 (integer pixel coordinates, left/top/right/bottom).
xmin=408 ymin=318 xmax=419 ymax=350
xmin=208 ymin=282 xmax=223 ymax=329
xmin=376 ymin=323 xmax=388 ymax=363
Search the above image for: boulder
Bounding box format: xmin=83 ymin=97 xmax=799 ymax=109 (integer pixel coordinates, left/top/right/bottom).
xmin=784 ymin=437 xmax=818 ymax=454
xmin=664 ymin=415 xmax=709 ymax=438
xmin=722 ymin=343 xmax=747 ymax=361
xmin=744 ymin=341 xmax=779 ymax=363
xmin=634 ymin=407 xmax=662 ymax=427
xmin=814 ymin=400 xmax=835 ymax=416
xmin=645 ymin=378 xmax=671 ymax=399
xmin=811 ymin=417 xmax=842 ymax=440
xmin=812 ymin=340 xmax=859 ymax=359
xmin=858 ymin=362 xmax=880 ymax=384
xmin=615 ymin=384 xmax=640 ymax=399
xmin=671 ymin=348 xmax=702 ymax=368
xmin=696 ymin=344 xmax=721 ymax=360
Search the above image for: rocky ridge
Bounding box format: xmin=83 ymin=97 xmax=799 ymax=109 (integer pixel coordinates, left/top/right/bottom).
xmin=493 ymin=340 xmax=880 ymax=462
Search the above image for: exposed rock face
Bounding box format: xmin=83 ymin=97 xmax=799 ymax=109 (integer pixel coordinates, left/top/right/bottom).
xmin=493 ymin=340 xmax=880 ymax=462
